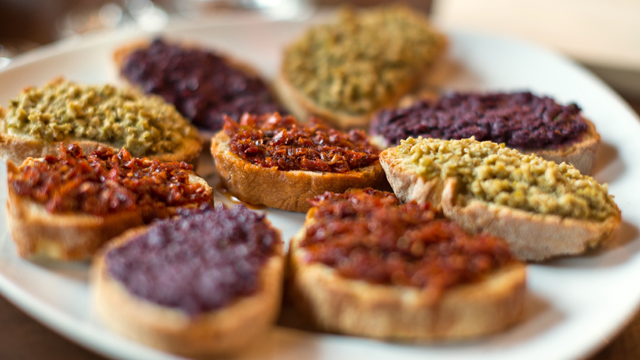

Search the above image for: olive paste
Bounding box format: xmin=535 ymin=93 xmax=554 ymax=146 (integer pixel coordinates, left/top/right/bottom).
xmin=225 ymin=113 xmax=379 ymax=173
xmin=8 ymin=143 xmax=212 ymax=218
xmin=370 ymin=92 xmax=589 ymax=148
xmin=282 ymin=6 xmax=445 ymax=115
xmin=301 ymin=189 xmax=516 ymax=294
xmin=396 ymin=137 xmax=617 ymax=220
xmin=105 ymin=204 xmax=279 ymax=317
xmin=121 ymin=39 xmax=283 ymax=132
xmin=1 ymin=79 xmax=197 ymax=156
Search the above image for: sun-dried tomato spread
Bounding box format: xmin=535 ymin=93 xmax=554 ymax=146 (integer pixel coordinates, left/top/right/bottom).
xmin=106 ymin=204 xmax=279 ymax=317
xmin=301 ymin=189 xmax=516 ymax=293
xmin=370 ymin=92 xmax=588 ymax=148
xmin=224 ymin=113 xmax=380 ymax=173
xmin=8 ymin=143 xmax=212 ymax=218
xmin=121 ymin=39 xmax=284 ymax=132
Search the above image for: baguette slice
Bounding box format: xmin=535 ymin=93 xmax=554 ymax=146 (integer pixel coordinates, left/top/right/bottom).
xmin=371 ymin=116 xmax=600 ymax=175
xmin=288 ymin=205 xmax=526 ymax=340
xmin=0 ymin=80 xmax=202 ymax=166
xmin=379 ymin=139 xmax=621 ymax=261
xmin=6 ymin=158 xmax=213 ymax=261
xmin=93 ymin=220 xmax=283 ymax=356
xmin=275 ymin=6 xmax=447 ymax=130
xmin=114 ymin=39 xmax=283 ymax=140
xmin=211 ymin=131 xmax=387 ymax=212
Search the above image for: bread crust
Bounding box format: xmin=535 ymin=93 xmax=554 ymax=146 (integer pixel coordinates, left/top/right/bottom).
xmin=5 ymin=160 xmax=213 ymax=260
xmin=372 ymin=118 xmax=601 ymax=175
xmin=288 ymin=212 xmax=526 ymax=340
xmin=210 ymin=131 xmax=388 ymax=212
xmin=379 ymin=151 xmax=622 ymax=261
xmin=93 ymin=227 xmax=283 ymax=356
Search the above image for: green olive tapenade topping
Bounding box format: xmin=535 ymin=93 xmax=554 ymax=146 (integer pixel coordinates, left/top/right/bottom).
xmin=396 ymin=137 xmax=617 ymax=221
xmin=282 ymin=6 xmax=446 ymax=115
xmin=1 ymin=79 xmax=198 ymax=156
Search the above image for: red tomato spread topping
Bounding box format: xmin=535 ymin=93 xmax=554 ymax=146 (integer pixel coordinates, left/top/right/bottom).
xmin=8 ymin=143 xmax=212 ymax=218
xmin=224 ymin=113 xmax=380 ymax=173
xmin=301 ymin=189 xmax=517 ymax=293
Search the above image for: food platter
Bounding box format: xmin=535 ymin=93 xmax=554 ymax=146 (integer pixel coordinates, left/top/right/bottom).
xmin=1 ymin=17 xmax=640 ymax=360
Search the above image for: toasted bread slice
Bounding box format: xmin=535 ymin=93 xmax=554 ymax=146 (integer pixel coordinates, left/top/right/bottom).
xmin=275 ymin=6 xmax=447 ymax=130
xmin=0 ymin=80 xmax=202 ymax=166
xmin=372 ymin=118 xmax=600 ymax=175
xmin=93 ymin=223 xmax=283 ymax=357
xmin=211 ymin=131 xmax=387 ymax=212
xmin=113 ymin=39 xmax=283 ymax=140
xmin=6 ymin=159 xmax=213 ymax=260
xmin=288 ymin=207 xmax=526 ymax=340
xmin=379 ymin=138 xmax=621 ymax=261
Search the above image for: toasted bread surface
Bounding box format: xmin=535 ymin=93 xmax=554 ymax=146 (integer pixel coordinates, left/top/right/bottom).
xmin=288 ymin=213 xmax=526 ymax=340
xmin=93 ymin=226 xmax=283 ymax=356
xmin=210 ymin=131 xmax=387 ymax=212
xmin=6 ymin=159 xmax=213 ymax=260
xmin=379 ymin=148 xmax=621 ymax=261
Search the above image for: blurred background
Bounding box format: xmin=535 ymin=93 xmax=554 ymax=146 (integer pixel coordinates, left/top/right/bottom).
xmin=0 ymin=0 xmax=638 ymax=100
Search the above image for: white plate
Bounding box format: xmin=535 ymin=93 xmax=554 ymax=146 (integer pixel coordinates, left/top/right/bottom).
xmin=1 ymin=19 xmax=640 ymax=360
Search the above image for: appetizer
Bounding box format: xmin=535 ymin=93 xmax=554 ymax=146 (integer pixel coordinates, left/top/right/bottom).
xmin=93 ymin=204 xmax=283 ymax=356
xmin=0 ymin=78 xmax=201 ymax=165
xmin=276 ymin=5 xmax=446 ymax=129
xmin=380 ymin=137 xmax=621 ymax=261
xmin=115 ymin=38 xmax=284 ymax=134
xmin=6 ymin=143 xmax=213 ymax=260
xmin=289 ymin=189 xmax=525 ymax=339
xmin=211 ymin=112 xmax=387 ymax=212
xmin=370 ymin=92 xmax=600 ymax=174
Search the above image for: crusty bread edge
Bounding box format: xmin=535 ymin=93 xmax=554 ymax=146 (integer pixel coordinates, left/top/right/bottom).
xmin=520 ymin=118 xmax=600 ymax=175
xmin=379 ymin=151 xmax=622 ymax=261
xmin=92 ymin=226 xmax=283 ymax=356
xmin=5 ymin=161 xmax=213 ymax=260
xmin=287 ymin=211 xmax=526 ymax=340
xmin=210 ymin=131 xmax=388 ymax=212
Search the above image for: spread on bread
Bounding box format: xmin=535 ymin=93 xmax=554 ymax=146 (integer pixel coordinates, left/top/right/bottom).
xmin=278 ymin=6 xmax=446 ymax=128
xmin=380 ymin=137 xmax=621 ymax=260
xmin=1 ymin=78 xmax=199 ymax=157
xmin=370 ymin=92 xmax=601 ymax=174
xmin=288 ymin=188 xmax=525 ymax=339
xmin=94 ymin=204 xmax=283 ymax=356
xmin=119 ymin=39 xmax=283 ymax=132
xmin=6 ymin=143 xmax=213 ymax=260
xmin=211 ymin=112 xmax=387 ymax=212
xmin=224 ymin=113 xmax=379 ymax=172
xmin=371 ymin=92 xmax=589 ymax=149
xmin=8 ymin=143 xmax=212 ymax=219
xmin=104 ymin=204 xmax=279 ymax=316
xmin=303 ymin=189 xmax=517 ymax=293
xmin=396 ymin=137 xmax=615 ymax=220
